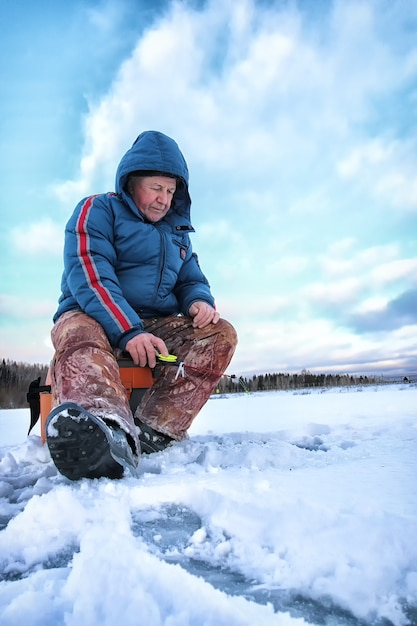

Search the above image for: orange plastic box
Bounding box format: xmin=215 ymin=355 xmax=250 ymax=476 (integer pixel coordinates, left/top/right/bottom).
xmin=39 ymin=360 xmax=155 ymax=443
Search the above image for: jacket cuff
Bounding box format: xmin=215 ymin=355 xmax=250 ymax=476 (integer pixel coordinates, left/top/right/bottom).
xmin=118 ymin=327 xmax=144 ymax=351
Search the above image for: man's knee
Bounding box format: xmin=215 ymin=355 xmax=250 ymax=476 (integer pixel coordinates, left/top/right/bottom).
xmin=52 ymin=311 xmax=111 ymax=352
xmin=216 ymin=318 xmax=238 ymax=349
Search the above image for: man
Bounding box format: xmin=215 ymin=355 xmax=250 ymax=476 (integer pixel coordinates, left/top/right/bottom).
xmin=46 ymin=130 xmax=237 ymax=480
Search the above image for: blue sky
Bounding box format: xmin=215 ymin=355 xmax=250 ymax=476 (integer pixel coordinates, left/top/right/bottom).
xmin=1 ymin=0 xmax=417 ymax=377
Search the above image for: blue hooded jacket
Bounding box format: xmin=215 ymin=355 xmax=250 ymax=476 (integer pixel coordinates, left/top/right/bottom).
xmin=54 ymin=131 xmax=215 ymax=350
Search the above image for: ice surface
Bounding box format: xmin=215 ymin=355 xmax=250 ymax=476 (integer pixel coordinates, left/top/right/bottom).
xmin=0 ymin=384 xmax=416 ymax=625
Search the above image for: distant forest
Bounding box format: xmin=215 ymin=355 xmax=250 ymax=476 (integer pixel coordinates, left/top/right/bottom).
xmin=1 ymin=359 xmax=49 ymax=409
xmin=216 ymin=370 xmax=388 ymax=394
xmin=1 ymin=357 xmax=413 ymax=410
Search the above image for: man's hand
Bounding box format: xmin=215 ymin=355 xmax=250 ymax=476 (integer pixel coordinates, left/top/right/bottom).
xmin=189 ymin=302 xmax=220 ymax=328
xmin=125 ymin=333 xmax=169 ymax=368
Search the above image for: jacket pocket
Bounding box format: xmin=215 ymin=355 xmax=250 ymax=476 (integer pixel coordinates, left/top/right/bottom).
xmin=172 ymin=238 xmax=189 ymax=261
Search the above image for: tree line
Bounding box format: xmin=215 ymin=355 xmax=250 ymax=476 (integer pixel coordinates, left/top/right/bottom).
xmin=216 ymin=370 xmax=385 ymax=394
xmin=0 ymin=359 xmax=49 ymax=409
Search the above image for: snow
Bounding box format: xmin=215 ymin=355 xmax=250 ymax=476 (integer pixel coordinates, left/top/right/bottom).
xmin=0 ymin=384 xmax=417 ymax=626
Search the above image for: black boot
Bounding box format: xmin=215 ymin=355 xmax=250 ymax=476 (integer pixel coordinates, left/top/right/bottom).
xmin=46 ymin=402 xmax=138 ymax=480
xmin=135 ymin=418 xmax=174 ymax=454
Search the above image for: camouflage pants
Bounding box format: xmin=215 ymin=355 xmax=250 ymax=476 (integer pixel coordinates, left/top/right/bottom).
xmin=50 ymin=311 xmax=237 ymax=455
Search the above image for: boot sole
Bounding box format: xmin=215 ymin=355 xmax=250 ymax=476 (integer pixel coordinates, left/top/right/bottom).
xmin=46 ymin=402 xmax=137 ymax=480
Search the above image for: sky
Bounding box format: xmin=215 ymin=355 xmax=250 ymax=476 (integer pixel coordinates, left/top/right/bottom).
xmin=1 ymin=384 xmax=417 ymax=625
xmin=1 ymin=0 xmax=417 ymax=377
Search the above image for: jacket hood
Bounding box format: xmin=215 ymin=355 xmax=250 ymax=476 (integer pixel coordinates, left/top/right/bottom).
xmin=115 ymin=131 xmax=191 ymax=220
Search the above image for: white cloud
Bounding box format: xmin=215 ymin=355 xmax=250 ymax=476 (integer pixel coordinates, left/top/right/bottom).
xmin=11 ymin=219 xmax=64 ymax=256
xmin=304 ymin=277 xmax=363 ymax=308
xmin=352 ymin=295 xmax=390 ymax=315
xmin=52 ymin=0 xmax=391 ymax=193
xmin=0 ymin=294 xmax=56 ymax=319
xmin=198 ymin=220 xmax=239 ymax=242
xmin=337 ymin=138 xmax=417 ymax=212
xmin=321 ymin=242 xmax=399 ymax=278
xmin=51 ymin=0 xmax=417 ymax=220
xmin=86 ymin=0 xmax=125 ymax=35
xmin=374 ymin=172 xmax=417 ymax=211
xmin=231 ymin=312 xmax=411 ymax=376
xmin=371 ymin=258 xmax=417 ymax=287
xmin=337 ymin=140 xmax=393 ymax=179
xmin=0 ymin=324 xmax=54 ymax=364
xmin=294 ymin=242 xmax=417 ymax=323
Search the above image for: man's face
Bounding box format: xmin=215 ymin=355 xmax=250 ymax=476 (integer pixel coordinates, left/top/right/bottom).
xmin=129 ymin=175 xmax=177 ymax=222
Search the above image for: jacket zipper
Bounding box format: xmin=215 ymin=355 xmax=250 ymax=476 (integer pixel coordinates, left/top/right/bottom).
xmin=155 ymin=227 xmax=166 ymax=299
